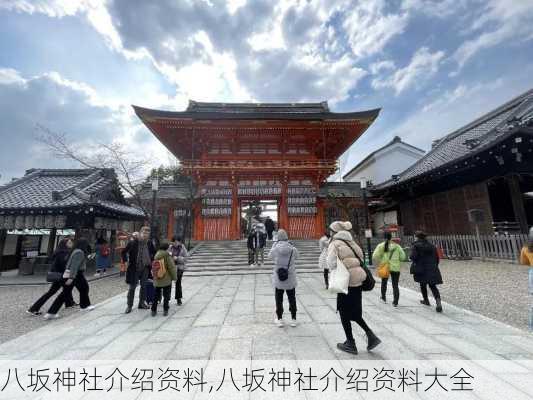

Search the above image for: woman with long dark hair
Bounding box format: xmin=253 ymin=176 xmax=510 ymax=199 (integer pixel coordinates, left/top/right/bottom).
xmin=410 ymin=231 xmax=443 ymax=313
xmin=44 ymin=238 xmax=95 ymax=319
xmin=27 ymin=238 xmax=76 ymax=315
xmin=373 ymin=232 xmax=406 ymax=306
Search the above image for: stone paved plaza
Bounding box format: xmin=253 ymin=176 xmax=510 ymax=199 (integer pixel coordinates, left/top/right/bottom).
xmin=1 ymin=272 xmax=533 ymax=399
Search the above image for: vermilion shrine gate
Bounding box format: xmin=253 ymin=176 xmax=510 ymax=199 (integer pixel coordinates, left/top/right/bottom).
xmin=134 ymin=101 xmax=379 ymax=240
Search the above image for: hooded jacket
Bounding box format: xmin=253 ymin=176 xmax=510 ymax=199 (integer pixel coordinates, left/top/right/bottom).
xmin=268 ymin=239 xmax=299 ymax=290
xmin=327 ymin=230 xmax=366 ymax=287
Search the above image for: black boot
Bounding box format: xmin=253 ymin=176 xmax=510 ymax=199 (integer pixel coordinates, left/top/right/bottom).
xmin=337 ymin=340 xmax=358 ymax=355
xmin=367 ymin=331 xmax=382 ymax=351
xmin=435 ymin=298 xmax=443 ymax=313
xmin=420 ymin=299 xmax=430 ymax=306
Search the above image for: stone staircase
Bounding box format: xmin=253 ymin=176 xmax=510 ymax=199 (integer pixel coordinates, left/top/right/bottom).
xmin=184 ymin=240 xmax=322 ymax=276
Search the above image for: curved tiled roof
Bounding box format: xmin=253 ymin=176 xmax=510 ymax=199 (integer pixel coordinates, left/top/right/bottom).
xmin=0 ymin=168 xmax=145 ymax=218
xmin=376 ymin=88 xmax=533 ymax=190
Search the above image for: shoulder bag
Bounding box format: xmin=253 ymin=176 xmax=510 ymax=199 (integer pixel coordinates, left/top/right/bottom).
xmin=277 ymin=249 xmax=293 ymax=282
xmin=337 ymin=239 xmax=375 ymax=292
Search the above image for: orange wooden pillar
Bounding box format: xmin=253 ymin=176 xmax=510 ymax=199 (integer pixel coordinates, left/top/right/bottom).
xmin=193 ymin=201 xmax=203 ymax=241
xmin=166 ymin=208 xmax=173 ymax=240
xmin=315 ymin=199 xmax=325 ymax=238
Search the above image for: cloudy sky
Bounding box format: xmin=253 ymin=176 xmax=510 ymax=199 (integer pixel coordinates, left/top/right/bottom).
xmin=1 ymin=0 xmax=533 ymax=183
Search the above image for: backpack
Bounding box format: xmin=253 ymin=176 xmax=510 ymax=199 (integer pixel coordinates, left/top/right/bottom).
xmin=151 ymin=258 xmax=167 ymax=279
xmin=101 ymin=244 xmax=110 ymax=257
xmin=276 ymin=249 xmax=293 ymax=282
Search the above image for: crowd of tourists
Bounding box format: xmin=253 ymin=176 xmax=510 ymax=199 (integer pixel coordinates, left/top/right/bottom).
xmin=26 ymin=226 xmax=189 ymax=320
xmin=25 ymin=215 xmax=533 ymax=357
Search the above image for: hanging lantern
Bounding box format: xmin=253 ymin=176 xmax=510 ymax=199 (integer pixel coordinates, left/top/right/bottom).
xmin=34 ymin=215 xmax=44 ymax=229
xmin=24 ymin=215 xmax=34 ymax=229
xmin=55 ymin=215 xmax=67 ymax=229
xmin=44 ymin=215 xmax=55 ymax=229
xmin=4 ymin=215 xmax=14 ymax=230
xmin=15 ymin=215 xmax=25 ymax=230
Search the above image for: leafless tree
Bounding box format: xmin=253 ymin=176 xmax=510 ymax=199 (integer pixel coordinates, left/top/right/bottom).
xmin=35 ymin=124 xmax=151 ymax=217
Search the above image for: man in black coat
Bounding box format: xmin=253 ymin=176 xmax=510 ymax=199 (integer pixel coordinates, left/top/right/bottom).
xmin=410 ymin=231 xmax=443 ymax=312
xmin=121 ymin=226 xmax=156 ymax=313
xmin=265 ymin=216 xmax=275 ymax=240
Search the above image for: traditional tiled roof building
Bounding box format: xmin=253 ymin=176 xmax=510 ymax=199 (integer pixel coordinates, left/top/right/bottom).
xmin=375 ymin=88 xmax=533 ymax=235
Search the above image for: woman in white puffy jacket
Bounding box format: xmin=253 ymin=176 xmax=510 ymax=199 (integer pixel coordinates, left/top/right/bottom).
xmin=327 ymin=221 xmax=381 ymax=355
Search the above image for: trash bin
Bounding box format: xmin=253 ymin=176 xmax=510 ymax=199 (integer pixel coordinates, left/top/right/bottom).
xmin=18 ymin=257 xmax=37 ymax=275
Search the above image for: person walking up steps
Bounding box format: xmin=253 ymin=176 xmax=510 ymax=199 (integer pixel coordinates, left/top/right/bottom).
xmin=268 ymin=229 xmax=299 ymax=327
xmin=169 ymin=236 xmax=188 ymax=305
xmin=265 ymin=216 xmax=275 ymax=240
xmin=122 ymin=226 xmax=156 ymax=314
xmin=254 ymin=223 xmax=267 ymax=266
xmin=373 ymin=232 xmax=406 ymax=307
xmin=327 ymin=221 xmax=381 ymax=355
xmin=410 ymin=231 xmax=444 ymax=313
xmin=151 ymin=241 xmax=177 ymax=317
xmin=318 ymin=232 xmax=331 ymax=289
xmin=44 ymin=238 xmax=94 ymax=319
xmin=27 ymin=238 xmax=76 ymax=315
xmin=247 ymin=228 xmax=257 ymax=266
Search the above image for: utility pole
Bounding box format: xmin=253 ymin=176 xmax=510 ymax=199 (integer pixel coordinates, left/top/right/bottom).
xmin=361 ymin=178 xmax=373 ymax=266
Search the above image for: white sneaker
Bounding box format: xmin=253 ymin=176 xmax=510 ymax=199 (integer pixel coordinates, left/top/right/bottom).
xmin=94 ymin=272 xmax=101 ymax=278
xmin=274 ymin=317 xmax=284 ymax=327
xmin=290 ymin=319 xmax=297 ymax=327
xmin=81 ymin=305 xmax=95 ymax=311
xmin=43 ymin=313 xmax=59 ymax=320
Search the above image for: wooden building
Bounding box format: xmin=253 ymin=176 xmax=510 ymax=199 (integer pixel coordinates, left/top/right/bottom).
xmin=375 ymin=89 xmax=533 ymax=235
xmin=0 ymin=168 xmax=145 ymax=271
xmin=134 ymin=101 xmax=379 ymax=240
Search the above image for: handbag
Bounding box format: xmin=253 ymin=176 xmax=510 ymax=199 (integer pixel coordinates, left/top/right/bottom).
xmin=328 ymin=255 xmax=350 ymax=294
xmin=46 ymin=271 xmax=63 ymax=283
xmin=277 ymin=249 xmax=293 ymax=282
xmin=377 ymin=247 xmax=397 ymax=279
xmin=337 ymin=239 xmax=375 ymax=292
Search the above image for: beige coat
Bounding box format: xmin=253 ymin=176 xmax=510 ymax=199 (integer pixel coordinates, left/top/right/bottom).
xmin=327 ymin=230 xmax=366 ymax=287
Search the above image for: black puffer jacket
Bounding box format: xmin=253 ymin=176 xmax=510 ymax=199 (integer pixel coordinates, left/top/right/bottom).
xmin=410 ymin=239 xmax=443 ymax=285
xmin=49 ymin=249 xmax=71 ymax=274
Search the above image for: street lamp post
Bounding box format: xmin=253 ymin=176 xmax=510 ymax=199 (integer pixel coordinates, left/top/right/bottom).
xmin=360 ymin=178 xmax=373 ymax=266
xmin=151 ymin=175 xmax=159 ymax=243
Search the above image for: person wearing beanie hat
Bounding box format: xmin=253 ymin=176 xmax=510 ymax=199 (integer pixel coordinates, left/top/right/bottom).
xmin=326 ymin=221 xmax=381 ymax=355
xmin=520 ymin=227 xmax=533 ymax=266
xmin=268 ymin=229 xmax=299 ymax=327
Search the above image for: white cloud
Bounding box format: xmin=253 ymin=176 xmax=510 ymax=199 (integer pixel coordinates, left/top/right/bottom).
xmin=0 ymin=0 xmax=86 ymax=17
xmin=370 ymin=60 xmax=396 ymax=75
xmin=390 ymin=72 xmax=532 ymax=150
xmin=454 ymin=0 xmax=533 ymax=67
xmin=0 ymin=68 xmax=169 ymax=182
xmin=372 ymin=47 xmax=445 ymax=94
xmin=343 ymin=0 xmax=409 ymax=58
xmin=402 ymin=0 xmax=472 ymax=18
